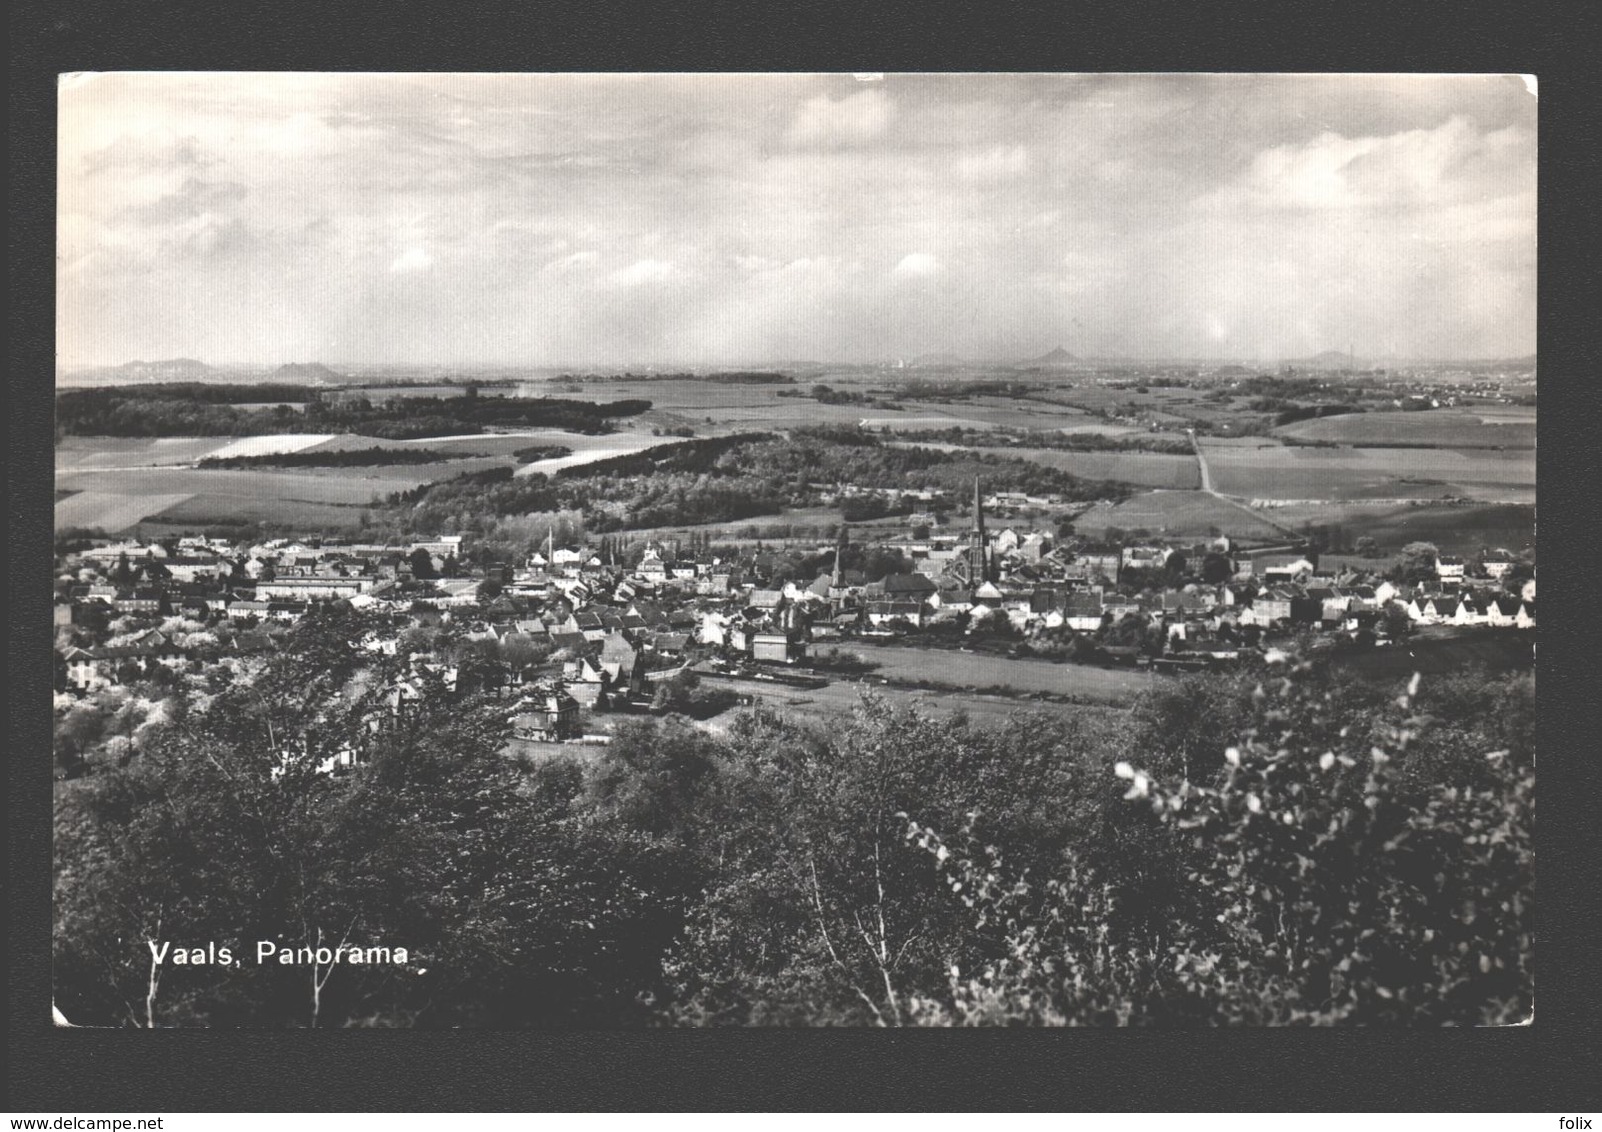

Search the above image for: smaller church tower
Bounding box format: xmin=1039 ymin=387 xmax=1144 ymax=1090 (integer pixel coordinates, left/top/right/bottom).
xmin=971 ymin=476 xmax=992 ymax=584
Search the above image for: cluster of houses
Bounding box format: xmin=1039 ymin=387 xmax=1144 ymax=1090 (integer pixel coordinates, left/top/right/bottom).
xmin=55 ymin=521 xmax=1535 ymax=730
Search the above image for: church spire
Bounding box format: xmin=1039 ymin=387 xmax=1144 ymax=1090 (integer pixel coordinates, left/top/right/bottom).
xmin=972 ymin=476 xmax=991 ymax=584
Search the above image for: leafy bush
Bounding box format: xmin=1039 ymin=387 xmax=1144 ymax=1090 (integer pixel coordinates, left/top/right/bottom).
xmin=903 ymin=659 xmax=1534 ymax=1026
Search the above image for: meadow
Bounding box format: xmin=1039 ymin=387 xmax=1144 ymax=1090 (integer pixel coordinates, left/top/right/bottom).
xmin=1200 ymin=440 xmax=1536 ymax=502
xmin=1274 ymin=408 xmax=1536 ymax=448
xmin=1331 ymin=628 xmax=1536 ymax=680
xmin=890 ymin=441 xmax=1200 ymax=490
xmin=1072 ymin=491 xmax=1293 ymax=540
xmin=53 ymin=375 xmax=1538 ymax=542
xmin=1252 ymin=500 xmax=1536 ymax=555
xmin=53 ymin=423 xmax=701 ymax=533
xmin=842 ymin=642 xmax=1153 ymax=702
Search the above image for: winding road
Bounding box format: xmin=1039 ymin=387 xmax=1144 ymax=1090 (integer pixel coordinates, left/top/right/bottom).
xmin=1190 ymin=429 xmax=1216 ymax=493
xmin=1187 ymin=429 xmax=1305 ymax=541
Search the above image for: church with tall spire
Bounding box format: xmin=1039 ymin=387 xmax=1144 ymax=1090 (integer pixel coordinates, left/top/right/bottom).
xmin=970 ymin=475 xmax=993 ymax=586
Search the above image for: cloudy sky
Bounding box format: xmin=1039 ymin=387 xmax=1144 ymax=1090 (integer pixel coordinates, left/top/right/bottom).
xmin=57 ymin=73 xmax=1536 ymax=367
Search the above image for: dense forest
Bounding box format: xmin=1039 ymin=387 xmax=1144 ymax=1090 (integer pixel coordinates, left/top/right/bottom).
xmin=383 ymin=430 xmax=1131 ymax=539
xmin=56 ymin=384 xmax=651 ymax=439
xmin=52 ymin=609 xmax=1535 ymax=1027
xmin=886 ymin=426 xmax=1196 ymax=455
xmin=199 ymin=446 xmax=490 ymax=469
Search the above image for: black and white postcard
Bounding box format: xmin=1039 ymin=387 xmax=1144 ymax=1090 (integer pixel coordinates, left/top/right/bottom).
xmin=51 ymin=73 xmax=1536 ymax=1029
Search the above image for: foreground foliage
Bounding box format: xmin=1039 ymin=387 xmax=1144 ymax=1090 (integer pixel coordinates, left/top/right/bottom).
xmin=53 ymin=612 xmax=1533 ymax=1026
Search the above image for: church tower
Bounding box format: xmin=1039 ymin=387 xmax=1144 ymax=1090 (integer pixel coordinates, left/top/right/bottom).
xmin=971 ymin=476 xmax=992 ymax=584
xmin=832 ymin=523 xmax=849 ymax=588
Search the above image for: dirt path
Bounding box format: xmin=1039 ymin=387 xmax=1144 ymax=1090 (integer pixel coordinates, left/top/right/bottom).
xmin=1188 ymin=431 xmax=1306 ymax=541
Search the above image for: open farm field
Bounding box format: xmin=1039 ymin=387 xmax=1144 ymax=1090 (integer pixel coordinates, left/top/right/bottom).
xmin=703 ymin=669 xmax=1138 ymax=727
xmin=1253 ymin=501 xmax=1536 ymax=555
xmin=889 ymin=441 xmax=1199 ymax=489
xmin=1275 ymin=409 xmax=1535 ymax=448
xmin=861 ymin=415 xmax=1003 ymax=432
xmin=149 ymin=494 xmax=373 ymax=531
xmin=1056 ymin=423 xmax=1145 ymax=437
xmin=1008 ymin=448 xmax=1200 ymax=488
xmin=1469 ymin=406 xmax=1539 ymax=425
xmin=901 ymin=396 xmax=1095 ymax=431
xmin=845 ymin=643 xmax=1151 ymax=702
xmin=395 ymin=432 xmax=588 ymax=456
xmin=1330 ymin=628 xmax=1535 ymax=681
xmin=694 ymin=403 xmax=892 ymax=428
xmin=55 ymin=491 xmax=196 ymax=533
xmin=54 ymin=436 xmax=233 ymax=470
xmin=1201 ymin=441 xmax=1534 ymax=502
xmin=58 ymin=465 xmax=407 ymax=504
xmin=203 ymin=433 xmax=339 ymax=459
xmin=55 ymin=461 xmax=412 ymax=533
xmin=513 ymin=431 xmax=690 ymax=476
xmin=1073 ymin=491 xmax=1291 ymax=540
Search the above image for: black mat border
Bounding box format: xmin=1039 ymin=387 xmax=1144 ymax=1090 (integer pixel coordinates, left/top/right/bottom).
xmin=9 ymin=0 xmax=1601 ymax=1113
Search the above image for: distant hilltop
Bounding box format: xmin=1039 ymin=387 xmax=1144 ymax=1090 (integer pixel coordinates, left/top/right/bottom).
xmin=108 ymin=358 xmax=216 ymax=380
xmin=906 ymin=352 xmax=967 ymax=368
xmin=1282 ymin=350 xmax=1371 ymax=371
xmin=1016 ymin=346 xmax=1079 ymax=368
xmin=273 ymin=362 xmax=346 ymax=383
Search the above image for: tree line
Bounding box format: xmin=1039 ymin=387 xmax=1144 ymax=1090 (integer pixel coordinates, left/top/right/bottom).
xmin=377 ymin=430 xmax=1128 ymax=541
xmin=55 ymin=385 xmax=652 ymax=439
xmin=197 ymin=446 xmax=492 ymax=469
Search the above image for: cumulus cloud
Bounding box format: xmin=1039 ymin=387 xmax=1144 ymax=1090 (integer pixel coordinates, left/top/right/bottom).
xmin=957 ymin=145 xmax=1032 ymax=183
xmin=1196 ymin=116 xmax=1532 ymax=216
xmin=55 ymin=74 xmax=1535 ymax=366
xmin=787 ymin=89 xmax=894 ymax=149
xmin=892 ymin=252 xmax=940 ymax=279
xmin=390 ymin=246 xmax=434 ymax=273
xmin=609 ymin=258 xmax=675 ymax=287
xmin=542 ymin=250 xmax=598 ymax=274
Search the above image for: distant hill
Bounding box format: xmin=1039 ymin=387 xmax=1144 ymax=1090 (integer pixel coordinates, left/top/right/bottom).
xmin=907 ymin=353 xmax=967 ymax=369
xmin=272 ymin=362 xmax=346 ymax=383
xmin=1284 ymin=350 xmax=1371 ymax=371
xmin=1016 ymin=346 xmax=1078 ymax=368
xmin=108 ymin=358 xmax=216 ymax=380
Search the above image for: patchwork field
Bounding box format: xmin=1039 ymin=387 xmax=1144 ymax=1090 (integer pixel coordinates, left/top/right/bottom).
xmin=512 ymin=431 xmax=690 ymax=476
xmin=844 ymin=643 xmax=1152 ymax=703
xmin=860 ymin=415 xmax=1004 ymax=431
xmin=56 ymin=460 xmax=411 ymax=533
xmin=1004 ymin=448 xmax=1201 ymax=489
xmin=1252 ymin=501 xmax=1536 ymax=555
xmin=1072 ymin=491 xmax=1291 ymax=540
xmin=202 ymin=433 xmax=340 ymax=459
xmin=1055 ymin=423 xmax=1146 ymax=437
xmin=1200 ymin=441 xmax=1535 ymax=502
xmin=705 ymin=667 xmax=1144 ymax=727
xmin=55 ymin=425 xmax=692 ymax=533
xmin=55 ymin=436 xmax=233 ymax=470
xmin=900 ymin=396 xmax=1097 ymax=431
xmin=1331 ymin=628 xmax=1535 ymax=681
xmin=1274 ymin=409 xmax=1536 ymax=448
xmin=890 ymin=441 xmax=1200 ymax=490
xmin=148 ymin=496 xmax=376 ymax=531
xmin=54 ymin=491 xmax=197 ymax=533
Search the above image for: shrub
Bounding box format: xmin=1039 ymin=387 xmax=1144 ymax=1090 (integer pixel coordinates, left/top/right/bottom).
xmin=905 ymin=659 xmax=1533 ymax=1025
